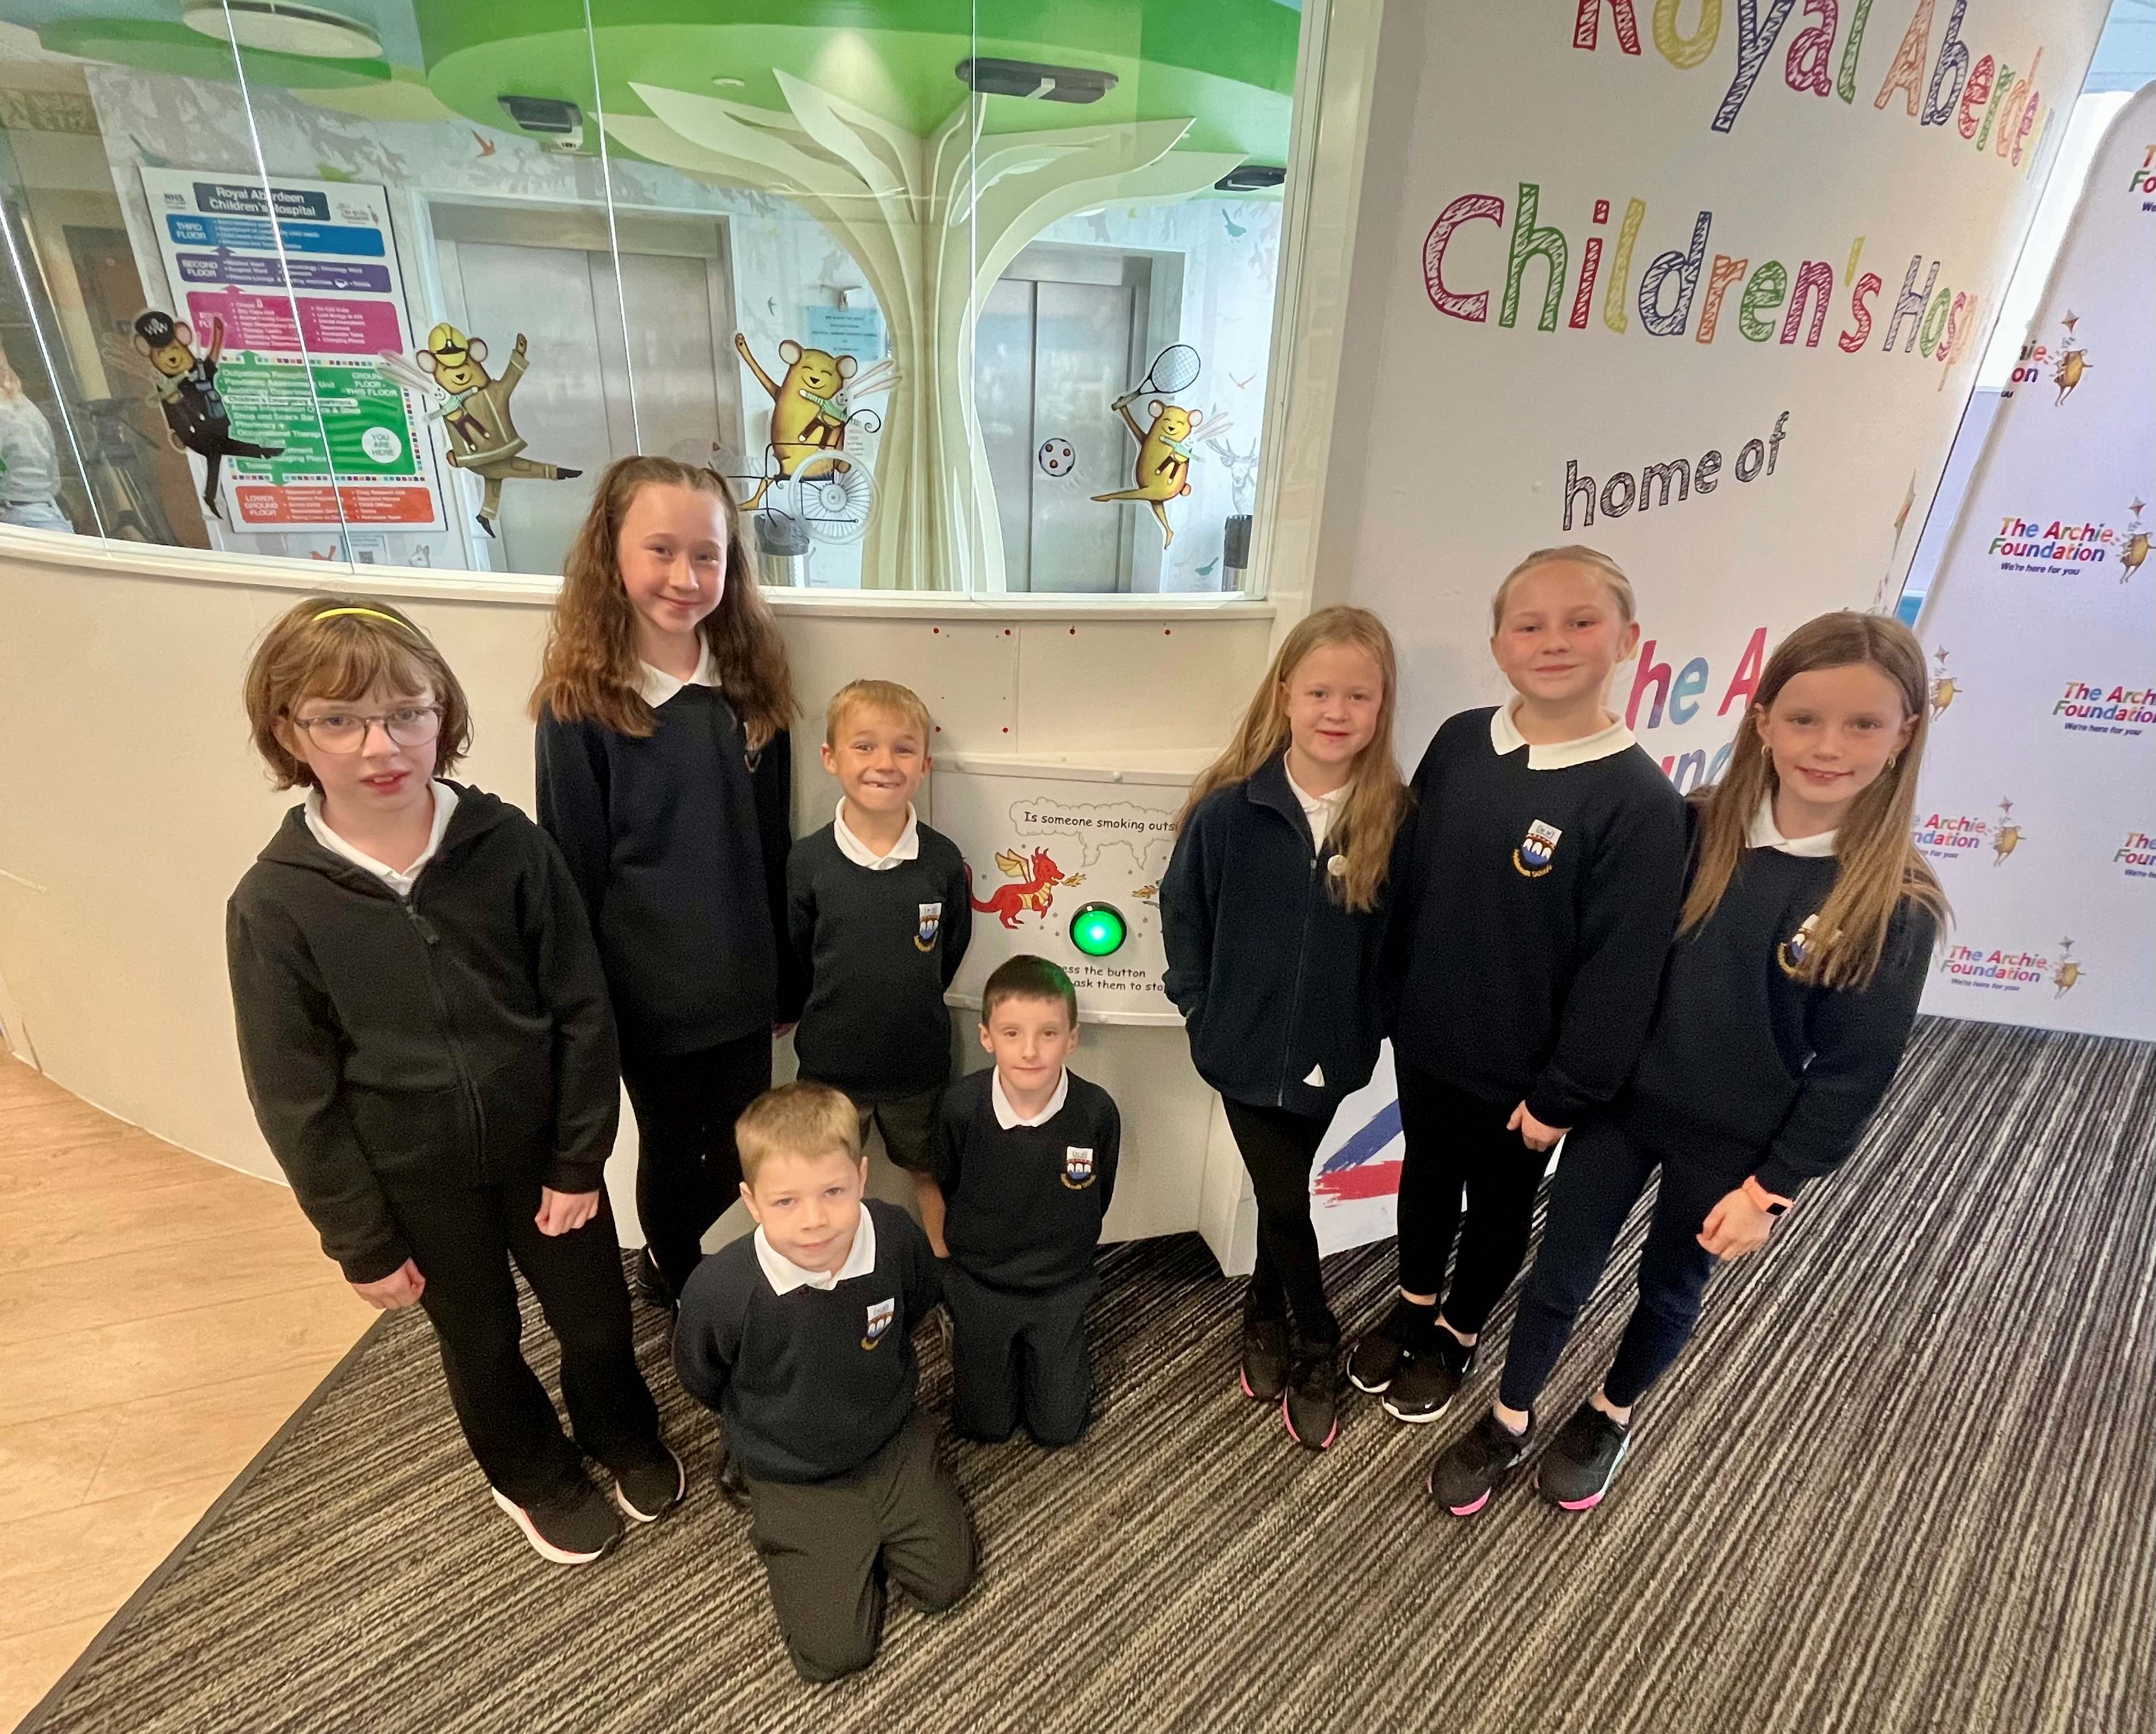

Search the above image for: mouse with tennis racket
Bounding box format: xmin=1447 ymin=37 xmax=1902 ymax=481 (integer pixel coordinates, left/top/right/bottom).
xmin=1094 ymin=345 xmax=1234 ymax=547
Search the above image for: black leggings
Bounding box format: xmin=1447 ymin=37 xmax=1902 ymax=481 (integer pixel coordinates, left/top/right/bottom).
xmin=1393 ymin=1062 xmax=1545 ymax=1334
xmin=1221 ymin=1097 xmax=1338 ymax=1343
xmin=1499 ymin=1115 xmax=1730 ymax=1413
xmin=621 ymin=1028 xmax=772 ymax=1292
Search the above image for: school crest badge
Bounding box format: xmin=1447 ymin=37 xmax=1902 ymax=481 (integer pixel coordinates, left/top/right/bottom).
xmin=1062 ymin=1146 xmax=1096 ymax=1190
xmin=1513 ymin=819 xmax=1563 ymax=878
xmin=1777 ymin=913 xmax=1824 ymax=978
xmin=914 ymin=901 xmax=942 ymax=953
xmin=861 ymin=1296 xmax=896 ymax=1349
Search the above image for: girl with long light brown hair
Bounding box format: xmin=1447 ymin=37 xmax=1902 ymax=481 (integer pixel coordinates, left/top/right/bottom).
xmin=1160 ymin=605 xmax=1410 ymax=1452
xmin=533 ymin=456 xmax=798 ymax=1307
xmin=1431 ymin=611 xmax=1947 ymax=1518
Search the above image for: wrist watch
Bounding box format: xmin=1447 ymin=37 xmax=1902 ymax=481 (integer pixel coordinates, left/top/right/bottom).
xmin=1743 ymin=1175 xmax=1791 ymax=1217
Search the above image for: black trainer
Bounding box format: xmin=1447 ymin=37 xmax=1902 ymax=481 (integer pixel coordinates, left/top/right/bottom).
xmin=612 ymin=1443 xmax=686 ymax=1523
xmin=1347 ymin=1297 xmax=1436 ymax=1395
xmin=492 ymin=1476 xmax=624 ymax=1565
xmin=1239 ymin=1306 xmax=1291 ymax=1402
xmin=1381 ymin=1325 xmax=1477 ymax=1424
xmin=1536 ymin=1402 xmax=1631 ymax=1511
xmin=631 ymin=1247 xmax=678 ymax=1315
xmin=1281 ymin=1333 xmax=1346 ymax=1451
xmin=1426 ymin=1409 xmax=1533 ymax=1517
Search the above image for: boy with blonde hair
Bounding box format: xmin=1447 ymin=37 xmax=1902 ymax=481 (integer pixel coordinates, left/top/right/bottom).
xmin=675 ymin=1081 xmax=974 ymax=1682
xmin=787 ymin=679 xmax=972 ymax=1247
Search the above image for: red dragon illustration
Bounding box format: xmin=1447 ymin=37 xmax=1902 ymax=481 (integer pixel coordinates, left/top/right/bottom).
xmin=967 ymin=846 xmax=1084 ymax=930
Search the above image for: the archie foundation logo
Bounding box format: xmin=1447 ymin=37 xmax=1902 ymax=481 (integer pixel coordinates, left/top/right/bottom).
xmin=1989 ymin=514 xmax=2124 ymax=574
xmin=2054 ymin=681 xmax=2155 ymax=737
xmin=2116 ymin=831 xmax=2156 ymax=881
xmin=2135 ymin=145 xmax=2156 ymax=211
xmin=1939 ymin=939 xmax=2057 ymax=994
xmin=1913 ymin=798 xmax=2021 ymax=865
xmin=1927 ymin=646 xmax=1963 ymax=718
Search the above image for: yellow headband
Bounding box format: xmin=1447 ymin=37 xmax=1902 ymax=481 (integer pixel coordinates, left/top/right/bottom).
xmin=312 ymin=606 xmax=420 ymax=637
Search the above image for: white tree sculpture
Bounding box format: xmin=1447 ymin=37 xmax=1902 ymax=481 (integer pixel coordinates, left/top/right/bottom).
xmin=609 ymin=75 xmax=1240 ymax=590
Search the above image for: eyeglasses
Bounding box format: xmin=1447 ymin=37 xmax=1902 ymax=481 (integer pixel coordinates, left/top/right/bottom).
xmin=290 ymin=705 xmax=442 ymax=754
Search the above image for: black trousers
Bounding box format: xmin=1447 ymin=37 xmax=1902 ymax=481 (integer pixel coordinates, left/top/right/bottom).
xmin=944 ymin=1263 xmax=1094 ymax=1447
xmin=1498 ymin=1115 xmax=1730 ymax=1413
xmin=1221 ymin=1097 xmax=1338 ymax=1343
xmin=744 ymin=1412 xmax=977 ymax=1684
xmin=621 ymin=1028 xmax=772 ymax=1291
xmin=382 ymin=1177 xmax=662 ymax=1507
xmin=1394 ymin=1063 xmax=1547 ymax=1334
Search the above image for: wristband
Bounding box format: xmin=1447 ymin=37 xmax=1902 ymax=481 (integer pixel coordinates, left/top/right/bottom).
xmin=1743 ymin=1175 xmax=1792 ymax=1217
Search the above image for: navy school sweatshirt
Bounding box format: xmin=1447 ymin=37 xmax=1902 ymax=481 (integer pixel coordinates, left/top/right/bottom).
xmin=674 ymin=1200 xmax=940 ymax=1484
xmin=787 ymin=822 xmax=972 ymax=1102
xmin=1625 ymin=838 xmax=1938 ymax=1197
xmin=535 ymin=686 xmax=795 ymax=1057
xmin=225 ymin=787 xmax=620 ymax=1285
xmin=929 ymin=1066 xmax=1121 ymax=1293
xmin=1160 ymin=752 xmax=1392 ymax=1120
xmin=1384 ymin=706 xmax=1687 ymax=1127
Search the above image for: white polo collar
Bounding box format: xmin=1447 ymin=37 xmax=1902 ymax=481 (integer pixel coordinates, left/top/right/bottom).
xmin=636 ymin=639 xmax=720 ymax=709
xmin=754 ymin=1205 xmax=878 ymax=1296
xmin=991 ymin=1067 xmax=1070 ymax=1129
xmin=833 ymin=800 xmax=920 ymax=869
xmin=305 ymin=780 xmax=457 ymax=898
xmin=1489 ymin=701 xmax=1636 ymax=769
xmin=1749 ymin=796 xmax=1839 ymax=857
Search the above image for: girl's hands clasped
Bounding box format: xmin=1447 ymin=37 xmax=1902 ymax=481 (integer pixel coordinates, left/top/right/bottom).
xmin=1507 ymin=1102 xmax=1567 ymax=1154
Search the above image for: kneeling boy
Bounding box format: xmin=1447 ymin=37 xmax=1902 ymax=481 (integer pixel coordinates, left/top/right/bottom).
xmin=674 ymin=1082 xmax=975 ymax=1684
xmin=930 ymin=956 xmax=1121 ymax=1447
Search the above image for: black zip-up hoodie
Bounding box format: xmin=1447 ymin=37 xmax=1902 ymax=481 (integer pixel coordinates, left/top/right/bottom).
xmin=1160 ymin=753 xmax=1389 ymax=1119
xmin=535 ymin=688 xmax=797 ymax=1056
xmin=226 ymin=786 xmax=620 ymax=1285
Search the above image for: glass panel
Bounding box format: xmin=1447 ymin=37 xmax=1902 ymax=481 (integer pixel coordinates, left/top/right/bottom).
xmin=1 ymin=0 xmax=1310 ymax=591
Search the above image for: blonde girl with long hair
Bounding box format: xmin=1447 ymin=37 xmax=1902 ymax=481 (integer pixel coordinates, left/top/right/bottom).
xmin=533 ymin=455 xmax=799 ymax=1307
xmin=1354 ymin=547 xmax=1688 ymax=1431
xmin=1160 ymin=605 xmax=1410 ymax=1450
xmin=1431 ymin=611 xmax=1947 ymax=1517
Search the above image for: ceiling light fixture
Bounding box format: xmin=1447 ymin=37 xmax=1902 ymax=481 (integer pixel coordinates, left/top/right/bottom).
xmin=180 ymin=2 xmax=382 ymax=60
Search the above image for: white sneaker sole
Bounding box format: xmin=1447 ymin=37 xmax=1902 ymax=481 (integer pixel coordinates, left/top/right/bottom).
xmin=612 ymin=1445 xmax=686 ymax=1524
xmin=491 ymin=1487 xmax=615 ymax=1565
xmin=1380 ymin=1393 xmax=1455 ymax=1425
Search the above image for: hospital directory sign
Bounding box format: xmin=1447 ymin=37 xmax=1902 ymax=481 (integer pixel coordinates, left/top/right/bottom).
xmin=139 ymin=168 xmax=445 ymax=532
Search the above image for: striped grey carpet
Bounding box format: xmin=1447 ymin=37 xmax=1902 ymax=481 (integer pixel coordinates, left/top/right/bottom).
xmin=25 ymin=1020 xmax=2155 ymax=1734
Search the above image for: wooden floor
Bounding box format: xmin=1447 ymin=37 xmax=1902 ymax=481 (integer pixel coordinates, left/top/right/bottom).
xmin=0 ymin=1057 xmax=373 ymax=1732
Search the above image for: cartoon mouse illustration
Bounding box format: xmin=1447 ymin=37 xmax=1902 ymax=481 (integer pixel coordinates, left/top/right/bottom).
xmin=2052 ymin=345 xmax=2089 ymax=405
xmin=131 ymin=310 xmax=283 ymax=519
xmin=414 ymin=322 xmax=581 ymax=538
xmin=1094 ymin=399 xmax=1202 ymax=547
xmin=734 ymin=335 xmax=857 ymax=508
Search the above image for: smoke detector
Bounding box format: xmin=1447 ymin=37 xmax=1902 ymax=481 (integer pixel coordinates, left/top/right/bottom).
xmin=180 ymin=2 xmax=382 ymax=60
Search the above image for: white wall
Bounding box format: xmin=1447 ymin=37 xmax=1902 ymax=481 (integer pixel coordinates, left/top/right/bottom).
xmin=0 ymin=532 xmax=1270 ymax=1249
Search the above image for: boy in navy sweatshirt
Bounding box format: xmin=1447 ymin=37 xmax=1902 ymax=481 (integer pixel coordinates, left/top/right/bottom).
xmin=930 ymin=955 xmax=1120 ymax=1447
xmin=674 ymin=1081 xmax=975 ymax=1684
xmin=787 ymin=679 xmax=972 ymax=1252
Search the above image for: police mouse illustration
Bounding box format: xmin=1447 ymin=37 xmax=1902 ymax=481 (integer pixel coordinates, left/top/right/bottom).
xmin=413 ymin=322 xmax=581 ymax=538
xmin=131 ymin=310 xmax=284 ymax=520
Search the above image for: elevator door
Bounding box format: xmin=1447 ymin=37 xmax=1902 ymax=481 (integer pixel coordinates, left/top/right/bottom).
xmin=433 ymin=207 xmax=739 ymax=576
xmin=974 ymin=253 xmax=1150 ymax=592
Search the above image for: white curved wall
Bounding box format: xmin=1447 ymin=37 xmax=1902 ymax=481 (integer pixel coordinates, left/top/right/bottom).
xmin=0 ymin=532 xmax=1275 ymax=1248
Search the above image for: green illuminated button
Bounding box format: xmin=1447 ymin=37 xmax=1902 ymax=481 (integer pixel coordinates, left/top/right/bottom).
xmin=1069 ymin=903 xmax=1128 ymax=958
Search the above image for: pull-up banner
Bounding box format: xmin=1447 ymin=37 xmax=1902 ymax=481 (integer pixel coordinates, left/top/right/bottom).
xmin=1911 ymin=86 xmax=2155 ymax=1040
xmin=1330 ymin=0 xmax=2111 ymax=768
xmin=1313 ymin=0 xmax=2113 ymax=1247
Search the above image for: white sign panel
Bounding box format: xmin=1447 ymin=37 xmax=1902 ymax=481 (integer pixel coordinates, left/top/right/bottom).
xmin=1912 ymin=85 xmax=2155 ymax=1039
xmin=139 ymin=168 xmax=445 ymax=532
xmin=935 ymin=761 xmax=1186 ymax=1025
